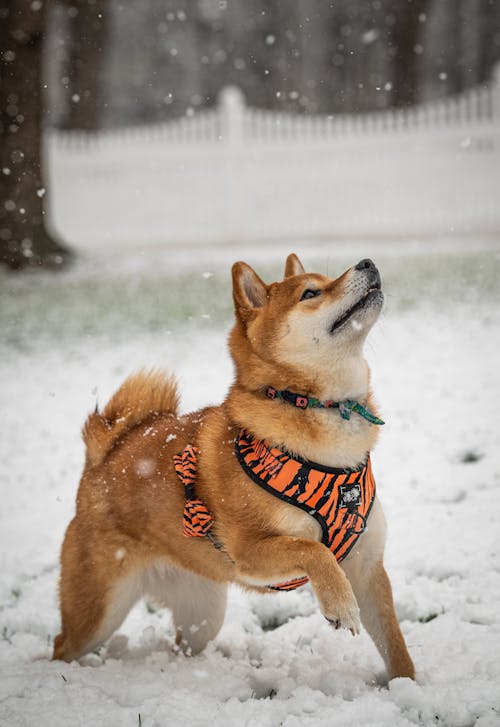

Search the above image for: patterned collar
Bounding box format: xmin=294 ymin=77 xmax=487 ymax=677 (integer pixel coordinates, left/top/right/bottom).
xmin=265 ymin=386 xmax=384 ymax=425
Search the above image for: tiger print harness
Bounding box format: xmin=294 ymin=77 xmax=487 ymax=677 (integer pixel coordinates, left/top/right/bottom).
xmin=174 ymin=429 xmax=376 ymax=591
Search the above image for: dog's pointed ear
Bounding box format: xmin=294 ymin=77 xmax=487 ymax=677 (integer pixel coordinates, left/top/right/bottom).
xmin=232 ymin=262 xmax=268 ymax=322
xmin=284 ymin=253 xmax=305 ymax=278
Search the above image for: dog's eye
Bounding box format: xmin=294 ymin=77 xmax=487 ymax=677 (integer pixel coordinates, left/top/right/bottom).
xmin=300 ymin=289 xmax=320 ymax=301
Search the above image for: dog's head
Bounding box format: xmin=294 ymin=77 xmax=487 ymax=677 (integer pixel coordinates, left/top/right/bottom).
xmin=229 ymin=254 xmax=383 ymax=398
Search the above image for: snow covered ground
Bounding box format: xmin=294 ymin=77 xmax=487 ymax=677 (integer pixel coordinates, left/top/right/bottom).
xmin=1 ymin=241 xmax=499 ymax=727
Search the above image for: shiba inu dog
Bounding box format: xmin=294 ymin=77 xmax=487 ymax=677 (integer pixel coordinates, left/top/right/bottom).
xmin=53 ymin=254 xmax=414 ymax=681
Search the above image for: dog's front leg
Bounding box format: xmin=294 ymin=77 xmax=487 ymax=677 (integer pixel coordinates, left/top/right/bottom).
xmin=233 ymin=535 xmax=361 ymax=634
xmin=341 ymin=500 xmax=415 ymax=680
xmin=343 ymin=557 xmax=415 ymax=680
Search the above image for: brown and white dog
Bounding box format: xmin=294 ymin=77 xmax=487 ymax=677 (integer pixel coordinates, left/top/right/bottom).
xmin=53 ymin=254 xmax=414 ymax=681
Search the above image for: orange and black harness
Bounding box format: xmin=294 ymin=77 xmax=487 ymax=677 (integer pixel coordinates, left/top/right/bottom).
xmin=174 ymin=429 xmax=377 ymax=592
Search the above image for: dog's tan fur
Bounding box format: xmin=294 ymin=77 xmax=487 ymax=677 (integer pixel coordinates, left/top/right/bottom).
xmin=53 ymin=254 xmax=414 ymax=681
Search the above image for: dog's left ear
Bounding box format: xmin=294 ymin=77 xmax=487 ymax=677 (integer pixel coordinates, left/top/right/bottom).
xmin=284 ymin=253 xmax=305 ymax=278
xmin=232 ymin=261 xmax=268 ymax=322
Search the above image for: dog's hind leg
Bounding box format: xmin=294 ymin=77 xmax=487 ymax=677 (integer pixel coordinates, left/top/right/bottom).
xmin=341 ymin=499 xmax=415 ymax=681
xmin=53 ymin=520 xmax=143 ymax=662
xmin=145 ymin=563 xmax=227 ymax=655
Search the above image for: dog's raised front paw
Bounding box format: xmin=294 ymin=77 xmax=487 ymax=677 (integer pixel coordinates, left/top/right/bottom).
xmin=324 ymin=600 xmax=361 ymax=636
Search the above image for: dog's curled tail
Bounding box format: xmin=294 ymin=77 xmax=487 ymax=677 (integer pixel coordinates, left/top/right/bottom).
xmin=83 ymin=369 xmax=179 ymax=468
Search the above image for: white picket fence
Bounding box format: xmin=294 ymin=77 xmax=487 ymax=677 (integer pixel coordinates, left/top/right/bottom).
xmin=47 ymin=66 xmax=500 ymax=248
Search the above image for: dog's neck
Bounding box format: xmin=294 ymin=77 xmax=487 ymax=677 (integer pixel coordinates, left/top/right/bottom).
xmin=226 ymin=378 xmax=380 ymax=470
xmin=309 ymin=353 xmax=370 ymax=403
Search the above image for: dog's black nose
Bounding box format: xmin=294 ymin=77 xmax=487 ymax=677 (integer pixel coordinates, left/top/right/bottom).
xmin=355 ymin=258 xmax=377 ymax=272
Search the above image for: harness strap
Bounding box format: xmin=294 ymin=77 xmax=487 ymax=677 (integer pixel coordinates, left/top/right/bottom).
xmin=268 ymin=576 xmax=310 ymax=591
xmin=173 ymin=443 xmax=305 ymax=590
xmin=173 ymin=444 xmax=213 ymax=537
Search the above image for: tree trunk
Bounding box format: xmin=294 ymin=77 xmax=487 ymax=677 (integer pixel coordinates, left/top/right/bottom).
xmin=0 ymin=0 xmax=71 ymax=271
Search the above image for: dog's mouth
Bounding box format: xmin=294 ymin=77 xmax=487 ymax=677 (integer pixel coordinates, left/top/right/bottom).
xmin=330 ymin=282 xmax=383 ymax=333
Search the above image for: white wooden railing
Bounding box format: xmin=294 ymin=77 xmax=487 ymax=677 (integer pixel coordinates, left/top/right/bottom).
xmin=47 ymin=65 xmax=500 ymax=247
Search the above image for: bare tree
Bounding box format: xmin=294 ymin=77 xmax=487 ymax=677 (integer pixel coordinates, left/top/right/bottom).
xmin=0 ymin=0 xmax=71 ymax=270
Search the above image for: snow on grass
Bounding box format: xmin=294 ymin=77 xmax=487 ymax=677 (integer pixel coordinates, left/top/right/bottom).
xmin=1 ymin=242 xmax=499 ymax=726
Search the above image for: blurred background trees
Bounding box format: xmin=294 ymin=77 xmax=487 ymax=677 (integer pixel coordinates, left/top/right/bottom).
xmin=59 ymin=0 xmax=108 ymax=131
xmin=1 ymin=0 xmax=499 ymax=270
xmin=48 ymin=0 xmax=497 ymax=126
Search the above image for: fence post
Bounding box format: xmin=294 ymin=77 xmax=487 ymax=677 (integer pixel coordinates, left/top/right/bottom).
xmin=219 ymin=86 xmax=246 ymax=242
xmin=219 ymin=85 xmax=245 ymax=145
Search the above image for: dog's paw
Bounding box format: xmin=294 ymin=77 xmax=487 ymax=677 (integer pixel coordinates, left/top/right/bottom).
xmin=323 ymin=597 xmax=361 ymax=636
